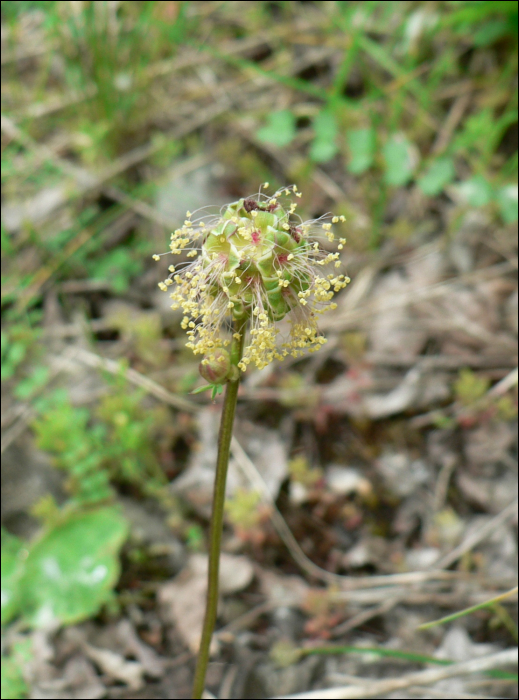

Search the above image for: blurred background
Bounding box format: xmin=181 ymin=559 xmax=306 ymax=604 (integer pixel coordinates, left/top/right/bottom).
xmin=1 ymin=2 xmax=518 ymax=698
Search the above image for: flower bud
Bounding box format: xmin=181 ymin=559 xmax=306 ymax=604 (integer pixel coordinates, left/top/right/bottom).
xmin=199 ymin=349 xmax=233 ymax=385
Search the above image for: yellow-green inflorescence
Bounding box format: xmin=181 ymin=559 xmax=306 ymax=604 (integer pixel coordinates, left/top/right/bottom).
xmin=155 ymin=184 xmax=350 ymax=372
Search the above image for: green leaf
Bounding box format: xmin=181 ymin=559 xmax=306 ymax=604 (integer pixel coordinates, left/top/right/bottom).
xmin=1 ymin=529 xmax=25 ymax=625
xmin=418 ymin=158 xmax=456 ymax=196
xmin=1 ymin=639 xmax=32 ymax=700
xmin=257 ymin=110 xmax=296 ymax=148
xmin=13 ymin=365 xmax=50 ymax=400
xmin=310 ymin=111 xmax=339 ymax=163
xmin=191 ymin=384 xmax=214 ymax=394
xmin=309 ymin=139 xmax=339 ymax=163
xmin=474 ymin=19 xmax=513 ymax=46
xmin=313 ymin=110 xmax=338 ymax=141
xmin=90 ymin=248 xmax=142 ymax=294
xmin=347 ymin=128 xmax=375 ymax=174
xmin=455 ymin=175 xmax=493 ymax=207
xmin=382 ymin=134 xmax=418 ymax=186
xmin=495 ymin=184 xmax=518 ymax=223
xmin=1 ymin=340 xmax=27 ymax=381
xmin=211 ymin=384 xmax=224 ymax=400
xmin=19 ymin=507 xmax=128 ymax=627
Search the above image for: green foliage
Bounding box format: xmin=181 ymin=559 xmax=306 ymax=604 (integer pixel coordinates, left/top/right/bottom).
xmin=418 ymin=158 xmax=456 ymax=196
xmin=1 ymin=1 xmax=56 ymax=22
xmin=105 ymin=305 xmax=169 ymax=367
xmin=1 ymin=323 xmax=41 ymax=382
xmin=32 ymin=393 xmax=113 ymax=506
xmin=191 ymin=383 xmax=224 ymax=400
xmin=495 ymin=395 xmax=518 ymax=421
xmin=89 ymin=247 xmax=144 ymax=294
xmin=446 ymin=1 xmax=518 ymax=45
xmin=46 ymin=1 xmax=189 ymax=157
xmin=288 ymin=456 xmax=323 ymax=488
xmin=418 ymin=585 xmax=519 ymax=635
xmin=225 ymin=489 xmax=263 ymax=531
xmin=383 ymin=134 xmax=418 ymax=187
xmin=454 ymin=368 xmax=491 ymax=406
xmin=13 ymin=364 xmax=50 ymax=400
xmin=1 ymin=222 xmax=14 ymax=256
xmin=185 ymin=524 xmax=204 ymax=552
xmin=249 ymin=1 xmax=517 ymax=227
xmin=1 ymin=638 xmax=32 ymax=700
xmin=454 ymin=175 xmax=493 ymax=207
xmin=495 ymin=184 xmax=519 ymax=223
xmin=257 ymin=108 xmax=339 ymax=163
xmin=257 ymin=110 xmax=296 ymax=148
xmin=347 ymin=128 xmax=376 ymax=174
xmin=1 ymin=3 xmax=518 ymax=674
xmin=1 ymin=509 xmax=128 ymax=628
xmin=309 ymin=110 xmax=339 ymax=163
xmin=32 ymin=381 xmax=168 ymax=507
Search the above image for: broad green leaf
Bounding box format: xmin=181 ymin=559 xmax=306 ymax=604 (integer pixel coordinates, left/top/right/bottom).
xmin=495 ymin=184 xmax=518 ymax=223
xmin=347 ymin=128 xmax=375 ymax=174
xmin=309 ymin=139 xmax=339 ymax=163
xmin=313 ymin=110 xmax=338 ymax=141
xmin=455 ymin=175 xmax=493 ymax=207
xmin=309 ymin=111 xmax=339 ymax=162
xmin=257 ymin=110 xmax=296 ymax=148
xmin=1 ymin=529 xmax=24 ymax=625
xmin=20 ymin=508 xmax=128 ymax=628
xmin=382 ymin=134 xmax=418 ymax=186
xmin=418 ymin=158 xmax=456 ymax=196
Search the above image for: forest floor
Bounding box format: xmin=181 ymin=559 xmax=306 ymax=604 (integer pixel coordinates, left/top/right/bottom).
xmin=1 ymin=2 xmax=518 ymax=699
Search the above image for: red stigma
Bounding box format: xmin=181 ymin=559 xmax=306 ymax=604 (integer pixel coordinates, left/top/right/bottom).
xmin=289 ymin=225 xmax=302 ymax=243
xmin=251 ymin=229 xmax=261 ymax=244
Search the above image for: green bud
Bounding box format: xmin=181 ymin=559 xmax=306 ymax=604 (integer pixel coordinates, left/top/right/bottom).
xmin=199 ymin=348 xmax=233 ymax=385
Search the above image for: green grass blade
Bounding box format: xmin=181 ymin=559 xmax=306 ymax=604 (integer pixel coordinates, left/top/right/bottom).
xmin=418 ymin=586 xmax=519 ymax=631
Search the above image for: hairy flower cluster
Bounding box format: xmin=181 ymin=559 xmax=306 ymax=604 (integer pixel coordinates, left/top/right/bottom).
xmin=155 ymin=184 xmax=350 ymax=371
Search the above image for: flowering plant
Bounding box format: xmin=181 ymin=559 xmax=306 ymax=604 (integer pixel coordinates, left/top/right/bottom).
xmin=155 ymin=184 xmax=349 ymax=698
xmin=156 ymin=183 xmax=349 ymax=375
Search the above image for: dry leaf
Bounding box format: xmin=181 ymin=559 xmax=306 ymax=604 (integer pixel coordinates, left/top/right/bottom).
xmin=159 ymin=553 xmax=254 ymax=653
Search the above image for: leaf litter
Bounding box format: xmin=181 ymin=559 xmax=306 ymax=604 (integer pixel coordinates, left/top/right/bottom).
xmin=1 ymin=2 xmax=518 ymax=699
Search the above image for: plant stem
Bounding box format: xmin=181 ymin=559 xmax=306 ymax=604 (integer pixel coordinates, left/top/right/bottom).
xmin=192 ymin=318 xmax=246 ymax=699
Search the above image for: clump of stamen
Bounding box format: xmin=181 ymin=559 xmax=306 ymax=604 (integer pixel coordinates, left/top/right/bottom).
xmin=155 ymin=184 xmax=349 ymax=371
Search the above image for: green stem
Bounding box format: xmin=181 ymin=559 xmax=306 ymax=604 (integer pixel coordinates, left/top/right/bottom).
xmin=192 ymin=318 xmax=246 ymax=699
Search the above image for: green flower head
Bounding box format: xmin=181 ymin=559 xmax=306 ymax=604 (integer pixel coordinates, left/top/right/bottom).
xmin=156 ymin=184 xmax=349 ymax=371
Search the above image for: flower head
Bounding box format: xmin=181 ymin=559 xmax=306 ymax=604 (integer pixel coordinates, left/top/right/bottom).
xmin=156 ymin=184 xmax=349 ymax=371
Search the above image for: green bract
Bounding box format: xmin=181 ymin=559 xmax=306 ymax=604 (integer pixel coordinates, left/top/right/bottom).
xmin=203 ymin=200 xmax=307 ymax=322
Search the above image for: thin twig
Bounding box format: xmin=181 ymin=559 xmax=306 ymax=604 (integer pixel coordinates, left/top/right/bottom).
xmin=231 ymin=436 xmax=463 ymax=590
xmin=65 ymin=346 xmax=198 ymax=414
